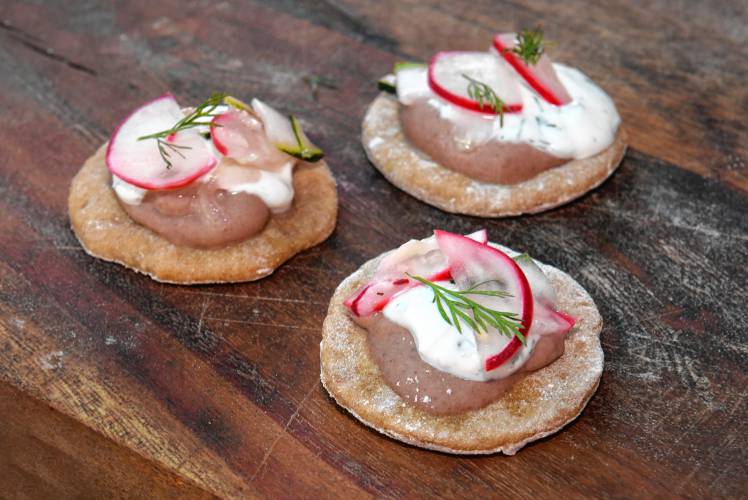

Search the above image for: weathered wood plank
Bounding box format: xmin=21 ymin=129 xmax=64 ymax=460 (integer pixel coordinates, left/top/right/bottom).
xmin=0 ymin=383 xmax=215 ymax=499
xmin=0 ymin=0 xmax=746 ymax=498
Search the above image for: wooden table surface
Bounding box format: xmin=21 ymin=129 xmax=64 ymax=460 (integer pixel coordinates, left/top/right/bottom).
xmin=1 ymin=1 xmax=746 ymax=498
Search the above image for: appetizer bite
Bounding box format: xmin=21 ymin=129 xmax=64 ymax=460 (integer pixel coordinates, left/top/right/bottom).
xmin=364 ymin=29 xmax=627 ymax=216
xmin=321 ymin=230 xmax=603 ymax=454
xmin=69 ymin=93 xmax=337 ymax=284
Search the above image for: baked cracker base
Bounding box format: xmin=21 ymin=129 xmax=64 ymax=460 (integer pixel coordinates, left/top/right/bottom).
xmin=362 ymin=94 xmax=627 ymax=217
xmin=68 ymin=144 xmax=338 ymax=284
xmin=320 ymin=246 xmax=603 ymax=455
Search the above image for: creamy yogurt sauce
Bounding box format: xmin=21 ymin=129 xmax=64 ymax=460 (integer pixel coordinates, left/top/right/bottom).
xmin=112 ymin=161 xmax=295 ymax=213
xmin=200 ymin=158 xmax=294 ymax=213
xmin=396 ymin=61 xmax=620 ymax=159
xmin=383 ymin=280 xmax=540 ymax=382
xmin=112 ymin=175 xmax=147 ymax=204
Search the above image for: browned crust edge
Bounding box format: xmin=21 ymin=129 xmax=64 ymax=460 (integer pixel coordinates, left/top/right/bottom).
xmin=320 ymin=245 xmax=603 ymax=455
xmin=361 ymin=94 xmax=627 ymax=217
xmin=68 ymin=144 xmax=338 ymax=284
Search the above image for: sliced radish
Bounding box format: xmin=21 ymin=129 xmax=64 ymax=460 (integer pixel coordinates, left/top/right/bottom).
xmin=212 ymin=109 xmax=259 ymax=157
xmin=493 ymin=33 xmax=572 ymax=106
xmin=106 ymin=94 xmax=216 ymax=190
xmin=428 ymin=51 xmax=523 ymax=115
xmin=344 ymin=230 xmax=487 ymax=317
xmin=211 ymin=108 xmax=291 ymax=169
xmin=513 ymin=253 xmax=558 ymax=307
xmin=250 ymin=98 xmax=323 ymax=162
xmin=377 ymin=229 xmax=487 ymax=276
xmin=434 ymin=230 xmax=533 ymax=372
xmin=346 ymin=268 xmax=453 ymax=317
xmin=514 ymin=253 xmax=576 ymax=337
xmin=553 ymin=310 xmax=576 ymax=332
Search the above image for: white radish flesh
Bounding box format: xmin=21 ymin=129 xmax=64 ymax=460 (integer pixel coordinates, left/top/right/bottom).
xmin=428 ymin=51 xmax=523 ymax=114
xmin=106 ymin=94 xmax=216 ymax=190
xmin=493 ymin=33 xmax=572 ymax=106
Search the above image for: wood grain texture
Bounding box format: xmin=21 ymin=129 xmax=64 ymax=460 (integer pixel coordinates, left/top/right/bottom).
xmin=0 ymin=1 xmax=746 ymax=498
xmin=0 ymin=383 xmax=214 ymax=499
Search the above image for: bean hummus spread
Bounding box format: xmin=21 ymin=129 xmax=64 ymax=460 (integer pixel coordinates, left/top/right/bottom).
xmin=400 ymin=100 xmax=567 ymax=185
xmin=117 ymin=165 xmax=272 ymax=249
xmin=356 ymin=314 xmax=565 ymax=415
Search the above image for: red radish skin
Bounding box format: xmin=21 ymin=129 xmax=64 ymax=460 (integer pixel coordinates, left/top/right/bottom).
xmin=484 ymin=339 xmax=522 ymax=371
xmin=345 ymin=284 xmax=373 ymax=316
xmin=552 ymin=310 xmax=576 ymax=334
xmin=211 ymin=109 xmax=256 ymax=158
xmin=344 ymin=230 xmax=487 ymax=316
xmin=212 ymin=121 xmax=229 ymax=156
xmin=427 ymin=52 xmax=523 ymax=115
xmin=345 ymin=268 xmax=454 ymax=317
xmin=211 ymin=107 xmax=300 ymax=169
xmin=106 ymin=93 xmax=217 ymax=190
xmin=492 ymin=33 xmax=572 ymax=106
xmin=434 ymin=230 xmax=534 ymax=372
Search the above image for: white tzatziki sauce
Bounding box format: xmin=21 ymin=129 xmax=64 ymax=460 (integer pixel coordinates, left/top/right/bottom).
xmin=209 ymin=161 xmax=295 ymax=213
xmin=112 ymin=175 xmax=147 ymax=204
xmin=395 ymin=61 xmax=620 ymax=159
xmin=383 ymin=279 xmax=541 ymax=382
xmin=112 ymin=162 xmax=295 ymax=213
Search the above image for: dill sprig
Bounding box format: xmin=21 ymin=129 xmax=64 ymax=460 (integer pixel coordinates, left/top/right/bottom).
xmin=511 ymin=27 xmax=549 ymax=66
xmin=462 ymin=74 xmax=506 ymax=125
xmin=408 ymin=274 xmax=525 ymax=343
xmin=138 ymin=92 xmax=227 ymax=168
xmin=155 ymin=140 xmax=191 ymax=170
xmin=138 ymin=92 xmax=226 ymax=141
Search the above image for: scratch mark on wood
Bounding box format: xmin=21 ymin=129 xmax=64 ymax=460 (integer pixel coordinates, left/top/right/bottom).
xmin=202 ymin=318 xmax=317 ymax=332
xmin=249 ymin=381 xmax=319 ymax=483
xmin=671 ymin=406 xmax=710 ymax=446
xmin=52 ymin=245 xmax=85 ymax=251
xmin=196 ymin=298 xmax=209 ymax=336
xmin=175 ymin=289 xmax=326 ymax=305
xmin=583 ymin=204 xmax=748 ymax=242
xmin=1 ymin=20 xmax=98 ymax=76
xmin=673 ymin=461 xmax=704 ymax=496
xmin=726 ymin=386 xmax=747 ymax=420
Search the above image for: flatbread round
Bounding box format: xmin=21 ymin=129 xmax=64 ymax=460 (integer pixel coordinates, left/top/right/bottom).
xmin=320 ymin=246 xmax=603 ymax=455
xmin=69 ymin=144 xmax=338 ymax=284
xmin=362 ymin=94 xmax=627 ymax=217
